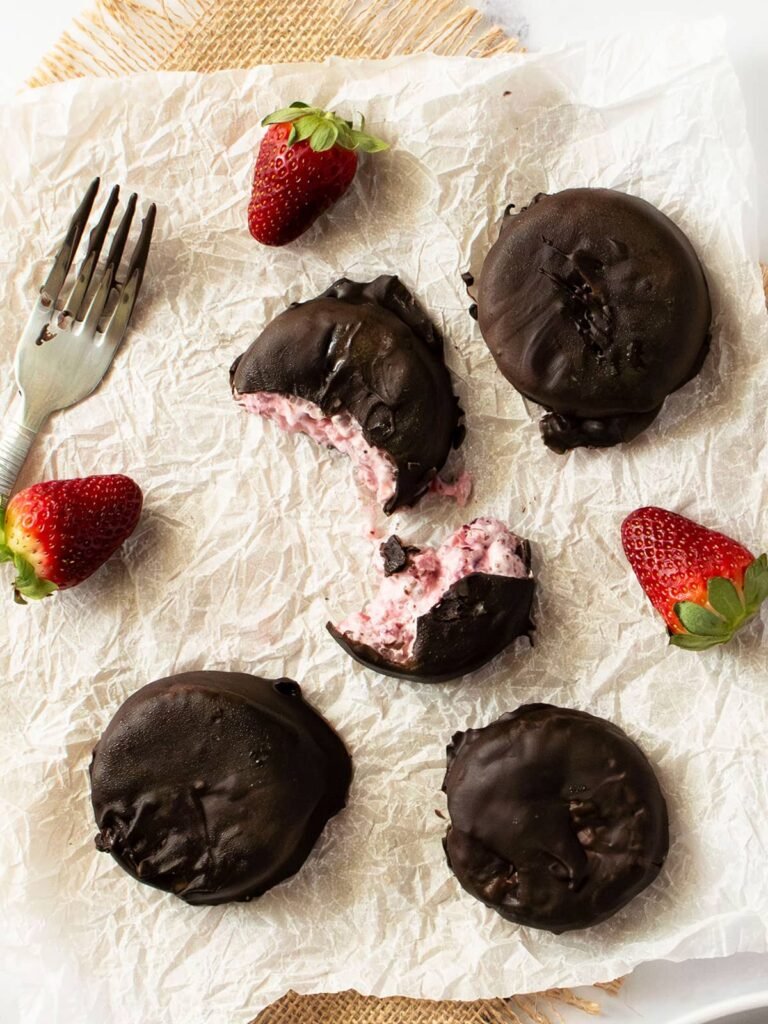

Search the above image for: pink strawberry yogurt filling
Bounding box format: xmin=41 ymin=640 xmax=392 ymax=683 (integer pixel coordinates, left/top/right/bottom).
xmin=429 ymin=472 xmax=473 ymax=507
xmin=235 ymin=391 xmax=398 ymax=506
xmin=335 ymin=517 xmax=530 ymax=663
xmin=236 ymin=390 xmax=473 ymax=509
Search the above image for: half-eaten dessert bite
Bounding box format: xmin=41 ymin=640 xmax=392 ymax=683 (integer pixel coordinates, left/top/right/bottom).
xmin=230 ymin=275 xmax=464 ymax=513
xmin=327 ymin=517 xmax=535 ymax=682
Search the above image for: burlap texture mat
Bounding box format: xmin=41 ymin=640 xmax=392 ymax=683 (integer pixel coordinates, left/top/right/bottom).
xmin=27 ymin=0 xmax=521 ymax=85
xmin=25 ymin=1 xmax=768 ymax=1021
xmin=251 ymin=984 xmax=626 ymax=1024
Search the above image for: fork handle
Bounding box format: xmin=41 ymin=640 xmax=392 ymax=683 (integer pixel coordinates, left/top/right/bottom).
xmin=0 ymin=419 xmax=38 ymax=508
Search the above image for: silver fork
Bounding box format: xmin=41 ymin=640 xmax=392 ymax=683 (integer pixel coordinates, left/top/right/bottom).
xmin=0 ymin=178 xmax=156 ymax=506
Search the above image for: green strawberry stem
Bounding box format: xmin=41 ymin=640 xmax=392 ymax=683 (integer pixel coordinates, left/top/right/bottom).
xmin=9 ymin=553 xmax=57 ymax=604
xmin=670 ymin=554 xmax=768 ymax=651
xmin=0 ymin=504 xmax=57 ymax=604
xmin=262 ymin=101 xmax=389 ymax=154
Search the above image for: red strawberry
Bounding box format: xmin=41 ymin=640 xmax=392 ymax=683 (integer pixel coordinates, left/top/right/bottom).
xmin=0 ymin=475 xmax=143 ymax=604
xmin=248 ymin=101 xmax=388 ymax=246
xmin=621 ymin=506 xmax=768 ymax=651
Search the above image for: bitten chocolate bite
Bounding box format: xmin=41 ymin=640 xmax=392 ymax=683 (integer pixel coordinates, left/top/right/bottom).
xmin=328 ymin=518 xmax=535 ymax=682
xmin=230 ymin=275 xmax=464 ymax=513
xmin=90 ymin=671 xmax=352 ymax=905
xmin=442 ymin=704 xmax=669 ymax=933
xmin=476 ymin=188 xmax=711 ymax=452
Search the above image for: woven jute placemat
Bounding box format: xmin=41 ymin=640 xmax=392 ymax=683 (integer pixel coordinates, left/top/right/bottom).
xmin=27 ymin=0 xmax=521 ymax=86
xmin=251 ymin=984 xmax=626 ymax=1024
xmin=24 ymin=2 xmax=767 ymax=1022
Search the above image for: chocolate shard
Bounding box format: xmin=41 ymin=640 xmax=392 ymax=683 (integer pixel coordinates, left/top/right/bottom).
xmin=380 ymin=535 xmax=417 ymax=576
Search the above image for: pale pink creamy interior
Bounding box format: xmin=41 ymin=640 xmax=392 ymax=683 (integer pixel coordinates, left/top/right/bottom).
xmin=236 ymin=390 xmax=472 ymax=508
xmin=429 ymin=471 xmax=473 ymax=506
xmin=336 ymin=517 xmax=529 ymax=663
xmin=236 ymin=391 xmax=398 ymax=506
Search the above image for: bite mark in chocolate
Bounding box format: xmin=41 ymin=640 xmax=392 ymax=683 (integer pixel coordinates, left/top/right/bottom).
xmin=231 ymin=275 xmax=463 ymax=512
xmin=328 ymin=518 xmax=535 ymax=683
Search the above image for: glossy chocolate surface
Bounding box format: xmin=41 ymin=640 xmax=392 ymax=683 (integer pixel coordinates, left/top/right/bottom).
xmin=476 ymin=189 xmax=711 ymax=452
xmin=90 ymin=671 xmax=351 ymax=905
xmin=443 ymin=703 xmax=669 ymax=932
xmin=230 ymin=275 xmax=463 ymax=512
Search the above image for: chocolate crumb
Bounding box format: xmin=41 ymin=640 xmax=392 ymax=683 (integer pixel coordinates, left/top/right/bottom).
xmin=380 ymin=535 xmax=417 ymax=576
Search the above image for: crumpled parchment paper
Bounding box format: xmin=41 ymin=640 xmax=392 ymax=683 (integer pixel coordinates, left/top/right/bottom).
xmin=1 ymin=19 xmax=767 ymax=1024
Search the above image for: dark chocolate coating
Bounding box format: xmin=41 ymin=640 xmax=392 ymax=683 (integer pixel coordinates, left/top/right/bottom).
xmin=327 ymin=538 xmax=535 ymax=683
xmin=380 ymin=535 xmax=418 ymax=576
xmin=442 ymin=704 xmax=669 ymax=933
xmin=476 ymin=189 xmax=711 ymax=452
xmin=90 ymin=671 xmax=352 ymax=905
xmin=231 ymin=275 xmax=463 ymax=512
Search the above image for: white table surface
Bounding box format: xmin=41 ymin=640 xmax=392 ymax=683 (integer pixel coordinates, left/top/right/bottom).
xmin=1 ymin=1 xmax=766 ymax=1021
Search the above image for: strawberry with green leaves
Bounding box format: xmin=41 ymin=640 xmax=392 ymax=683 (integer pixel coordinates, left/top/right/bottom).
xmin=248 ymin=101 xmax=388 ymax=246
xmin=0 ymin=475 xmax=143 ymax=604
xmin=621 ymin=506 xmax=768 ymax=651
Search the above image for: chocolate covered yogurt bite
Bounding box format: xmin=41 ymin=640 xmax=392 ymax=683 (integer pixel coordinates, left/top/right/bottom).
xmin=328 ymin=518 xmax=535 ymax=682
xmin=90 ymin=671 xmax=351 ymax=905
xmin=442 ymin=704 xmax=669 ymax=933
xmin=475 ymin=188 xmax=711 ymax=452
xmin=231 ymin=275 xmax=464 ymax=513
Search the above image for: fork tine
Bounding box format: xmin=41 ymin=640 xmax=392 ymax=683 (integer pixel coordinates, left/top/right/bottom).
xmin=66 ymin=184 xmax=120 ymax=320
xmin=104 ymin=192 xmax=137 ymax=275
xmin=80 ymin=193 xmax=137 ymax=335
xmin=80 ymin=265 xmax=114 ymax=336
xmin=101 ymin=202 xmax=156 ymax=351
xmin=123 ymin=201 xmax=156 ymax=299
xmin=40 ymin=177 xmax=100 ymax=308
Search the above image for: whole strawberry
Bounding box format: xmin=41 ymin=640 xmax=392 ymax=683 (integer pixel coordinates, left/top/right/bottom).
xmin=248 ymin=101 xmax=388 ymax=246
xmin=0 ymin=475 xmax=143 ymax=604
xmin=621 ymin=506 xmax=768 ymax=651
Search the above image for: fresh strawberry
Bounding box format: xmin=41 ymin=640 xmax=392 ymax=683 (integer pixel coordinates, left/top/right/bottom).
xmin=0 ymin=475 xmax=143 ymax=604
xmin=621 ymin=506 xmax=768 ymax=651
xmin=248 ymin=101 xmax=388 ymax=246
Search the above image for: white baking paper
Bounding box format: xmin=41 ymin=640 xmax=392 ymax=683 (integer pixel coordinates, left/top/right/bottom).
xmin=1 ymin=19 xmax=767 ymax=1024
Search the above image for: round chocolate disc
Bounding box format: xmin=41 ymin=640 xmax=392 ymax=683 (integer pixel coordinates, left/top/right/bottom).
xmin=442 ymin=703 xmax=669 ymax=933
xmin=476 ymin=188 xmax=711 ymax=452
xmin=90 ymin=671 xmax=352 ymax=905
